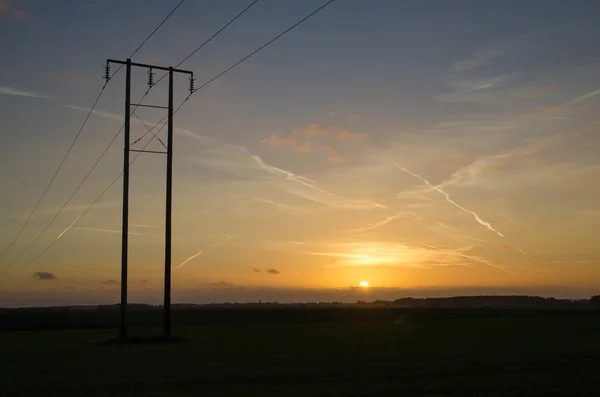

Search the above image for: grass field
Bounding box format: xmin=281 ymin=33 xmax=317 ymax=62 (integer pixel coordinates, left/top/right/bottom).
xmin=2 ymin=310 xmax=600 ymax=396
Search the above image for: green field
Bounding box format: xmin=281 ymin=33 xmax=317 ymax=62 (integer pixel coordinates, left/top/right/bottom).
xmin=2 ymin=310 xmax=600 ymax=396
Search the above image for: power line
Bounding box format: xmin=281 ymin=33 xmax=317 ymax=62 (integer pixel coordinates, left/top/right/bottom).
xmin=190 ymin=0 xmax=336 ymax=96
xmin=131 ymin=0 xmax=186 ymax=59
xmin=149 ymin=0 xmax=259 ymax=89
xmin=9 ymin=0 xmax=336 ymax=272
xmin=0 ymin=0 xmax=187 ymax=270
xmin=112 ymin=0 xmax=187 ymax=78
xmin=10 ymin=120 xmax=168 ymax=273
xmin=0 ymin=0 xmax=261 ymax=272
xmin=0 ymin=74 xmax=109 ymax=266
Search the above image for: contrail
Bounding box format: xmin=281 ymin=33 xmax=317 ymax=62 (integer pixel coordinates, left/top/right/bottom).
xmin=250 ymin=154 xmax=323 ymax=191
xmin=176 ymin=250 xmax=202 ymax=269
xmin=253 ymin=196 xmax=300 ymax=212
xmin=560 ymin=88 xmax=600 ymax=107
xmin=56 ymin=215 xmax=83 ymax=241
xmin=74 ymin=227 xmax=145 ymax=236
xmin=355 ymin=212 xmax=413 ymax=232
xmin=397 ymin=164 xmax=505 ymax=237
xmin=0 ymin=84 xmax=56 ymax=99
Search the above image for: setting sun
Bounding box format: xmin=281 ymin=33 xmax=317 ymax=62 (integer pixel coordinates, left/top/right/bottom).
xmin=359 ymin=281 xmax=369 ymax=287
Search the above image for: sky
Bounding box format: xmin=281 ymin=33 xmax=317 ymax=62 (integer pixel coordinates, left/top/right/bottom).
xmin=1 ymin=0 xmax=600 ymax=307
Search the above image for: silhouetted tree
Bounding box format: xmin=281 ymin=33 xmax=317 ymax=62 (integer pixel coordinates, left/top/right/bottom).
xmin=591 ymin=295 xmax=600 ymax=308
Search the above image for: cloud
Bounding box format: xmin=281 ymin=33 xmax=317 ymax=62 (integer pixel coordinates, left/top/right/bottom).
xmin=261 ymin=134 xmax=298 ymax=148
xmin=435 ymin=74 xmax=518 ymax=103
xmin=266 ymin=269 xmax=280 ymax=275
xmin=0 ymin=1 xmax=28 ymax=21
xmin=210 ymin=281 xmax=234 ymax=288
xmin=449 ymin=49 xmax=505 ymax=72
xmin=292 ymin=123 xmax=332 ymax=136
xmin=297 ymin=141 xmax=311 ymax=153
xmin=183 ymin=136 xmax=386 ymax=211
xmin=253 ymin=268 xmax=262 ymax=273
xmin=262 ymin=133 xmax=349 ymax=163
xmin=261 ymin=134 xmax=311 ymax=154
xmin=100 ymin=279 xmax=119 ymax=285
xmin=321 ymin=145 xmax=345 ymax=164
xmin=434 ymin=138 xmax=560 ymax=191
xmin=0 ymin=84 xmax=54 ymax=99
xmin=335 ymin=129 xmax=367 ymax=141
xmin=292 ymin=123 xmax=366 ymax=140
xmin=295 ymin=241 xmax=511 ymax=274
xmin=445 ymin=26 xmax=575 ymax=74
xmin=32 ymin=272 xmax=57 ymax=281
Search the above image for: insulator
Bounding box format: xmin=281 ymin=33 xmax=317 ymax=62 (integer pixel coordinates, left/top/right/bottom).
xmin=147 ymin=68 xmax=154 ymax=87
xmin=103 ymin=63 xmax=111 ymax=82
xmin=189 ymin=75 xmax=195 ymax=94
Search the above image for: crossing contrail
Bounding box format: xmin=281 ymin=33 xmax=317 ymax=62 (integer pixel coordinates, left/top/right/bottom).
xmin=397 ymin=164 xmax=505 ymax=237
xmin=176 ymin=250 xmax=202 ymax=269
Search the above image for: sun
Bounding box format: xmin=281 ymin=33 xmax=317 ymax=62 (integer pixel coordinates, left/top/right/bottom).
xmin=359 ymin=281 xmax=369 ymax=287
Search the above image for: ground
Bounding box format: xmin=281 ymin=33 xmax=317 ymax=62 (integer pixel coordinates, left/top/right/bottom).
xmin=1 ymin=310 xmax=600 ymax=396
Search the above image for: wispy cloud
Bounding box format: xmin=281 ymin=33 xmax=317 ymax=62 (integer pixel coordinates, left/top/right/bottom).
xmin=296 ymin=241 xmax=507 ymax=272
xmin=449 ymin=49 xmax=505 ymax=72
xmin=436 ymin=74 xmax=518 ymax=103
xmin=292 ymin=123 xmax=366 ymax=140
xmin=321 ymin=145 xmax=345 ymax=164
xmin=0 ymin=1 xmax=28 ymax=21
xmin=0 ymin=84 xmax=54 ymax=99
xmin=262 ymin=134 xmax=299 ymax=148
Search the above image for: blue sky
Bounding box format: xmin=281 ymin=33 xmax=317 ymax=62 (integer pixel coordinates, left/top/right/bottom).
xmin=2 ymin=0 xmax=600 ymax=306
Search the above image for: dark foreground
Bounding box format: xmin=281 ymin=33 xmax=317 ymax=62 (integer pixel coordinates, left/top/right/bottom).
xmin=2 ymin=309 xmax=600 ymax=396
